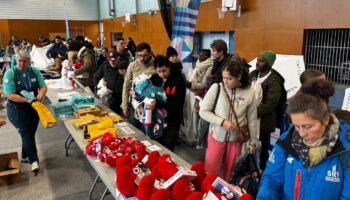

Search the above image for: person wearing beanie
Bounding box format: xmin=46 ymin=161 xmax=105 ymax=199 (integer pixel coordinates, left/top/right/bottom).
xmin=259 ymin=50 xmax=276 ymax=67
xmin=166 ymin=46 xmax=178 ymax=61
xmin=166 ymin=46 xmax=182 ymax=64
xmin=93 ymin=50 xmax=125 ymax=115
xmin=249 ymin=50 xmax=286 ymax=170
xmin=166 ymin=46 xmax=183 ymax=74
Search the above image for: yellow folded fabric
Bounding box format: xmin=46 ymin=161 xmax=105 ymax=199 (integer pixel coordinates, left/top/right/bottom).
xmin=31 ymin=101 xmax=57 ymax=128
xmin=89 ymin=127 xmax=118 ymax=140
xmin=87 ymin=118 xmax=114 ymax=133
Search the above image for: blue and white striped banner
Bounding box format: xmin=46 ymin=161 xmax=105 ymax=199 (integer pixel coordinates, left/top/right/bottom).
xmin=171 ymin=0 xmax=201 ymax=74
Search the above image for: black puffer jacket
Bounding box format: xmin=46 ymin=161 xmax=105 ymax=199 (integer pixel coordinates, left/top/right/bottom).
xmin=93 ymin=62 xmax=124 ymax=99
xmin=249 ymin=69 xmax=285 ymax=133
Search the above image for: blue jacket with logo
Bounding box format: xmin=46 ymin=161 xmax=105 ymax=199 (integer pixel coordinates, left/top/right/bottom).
xmin=257 ymin=119 xmax=350 ymax=200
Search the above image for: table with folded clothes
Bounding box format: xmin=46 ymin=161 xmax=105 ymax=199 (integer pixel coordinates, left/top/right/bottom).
xmin=45 ymin=87 xmax=191 ymax=200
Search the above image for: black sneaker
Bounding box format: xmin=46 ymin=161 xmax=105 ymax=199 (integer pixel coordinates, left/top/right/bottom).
xmin=21 ymin=157 xmax=30 ymax=163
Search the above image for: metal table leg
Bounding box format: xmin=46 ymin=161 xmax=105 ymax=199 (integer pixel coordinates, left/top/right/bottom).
xmin=89 ymin=175 xmax=103 ymax=200
xmin=65 ymin=135 xmax=75 ymax=156
xmin=64 ymin=134 xmax=72 ymax=149
xmin=99 ymin=188 xmax=111 ymax=200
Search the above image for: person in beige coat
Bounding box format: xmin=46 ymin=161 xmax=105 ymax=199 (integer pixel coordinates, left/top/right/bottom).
xmin=121 ymin=42 xmax=156 ymax=130
xmin=181 ymin=49 xmax=213 ymax=145
xmin=188 ymin=49 xmax=213 ymax=91
xmin=199 ymin=61 xmax=258 ymax=181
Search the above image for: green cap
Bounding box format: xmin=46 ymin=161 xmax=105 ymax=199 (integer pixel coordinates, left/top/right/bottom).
xmin=259 ymin=50 xmax=276 ymax=67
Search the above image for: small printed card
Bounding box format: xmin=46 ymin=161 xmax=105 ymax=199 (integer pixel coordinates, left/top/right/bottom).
xmin=141 ymin=140 xmax=152 ymax=147
xmin=120 ymin=126 xmax=136 ymax=135
xmin=147 ymin=145 xmax=162 ymax=151
xmin=117 ymin=122 xmax=129 ymax=127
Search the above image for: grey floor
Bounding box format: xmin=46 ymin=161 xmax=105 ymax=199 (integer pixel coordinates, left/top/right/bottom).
xmin=0 ymin=105 xmax=205 ymax=200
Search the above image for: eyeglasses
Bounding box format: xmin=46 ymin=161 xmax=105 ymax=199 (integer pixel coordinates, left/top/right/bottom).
xmin=137 ymin=53 xmax=151 ymax=59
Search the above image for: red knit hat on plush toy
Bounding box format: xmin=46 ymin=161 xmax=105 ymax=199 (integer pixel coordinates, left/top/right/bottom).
xmin=116 ymin=155 xmax=137 ymax=196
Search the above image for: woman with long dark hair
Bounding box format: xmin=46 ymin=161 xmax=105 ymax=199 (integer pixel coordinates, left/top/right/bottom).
xmin=199 ymin=61 xmax=258 ymax=181
xmin=148 ymin=55 xmax=186 ymax=151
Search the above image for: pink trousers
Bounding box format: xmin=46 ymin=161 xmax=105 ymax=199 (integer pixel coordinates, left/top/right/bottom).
xmin=205 ymin=133 xmax=242 ymax=182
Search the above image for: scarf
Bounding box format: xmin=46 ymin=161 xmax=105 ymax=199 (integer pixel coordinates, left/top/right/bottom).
xmin=193 ymin=58 xmax=213 ymax=82
xmin=291 ymin=113 xmax=339 ymax=167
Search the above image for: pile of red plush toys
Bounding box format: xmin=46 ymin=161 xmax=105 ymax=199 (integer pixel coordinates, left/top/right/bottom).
xmin=85 ymin=132 xmax=253 ymax=200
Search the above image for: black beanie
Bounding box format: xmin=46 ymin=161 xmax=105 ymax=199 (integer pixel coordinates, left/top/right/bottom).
xmin=166 ymin=46 xmax=178 ymax=58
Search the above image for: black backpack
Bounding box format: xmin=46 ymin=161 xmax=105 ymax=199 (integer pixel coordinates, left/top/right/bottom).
xmin=230 ymin=153 xmax=261 ymax=198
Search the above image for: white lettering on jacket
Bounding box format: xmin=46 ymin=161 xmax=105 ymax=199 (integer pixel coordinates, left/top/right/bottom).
xmin=325 ymin=165 xmax=340 ymax=183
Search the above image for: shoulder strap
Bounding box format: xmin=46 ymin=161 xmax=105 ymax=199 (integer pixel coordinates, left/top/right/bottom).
xmin=223 ymin=87 xmax=240 ymax=130
xmin=211 ymin=83 xmax=220 ymax=112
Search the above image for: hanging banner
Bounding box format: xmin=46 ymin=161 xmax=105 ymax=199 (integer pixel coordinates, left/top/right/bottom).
xmin=171 ymin=0 xmax=201 ymax=74
xmin=249 ymin=54 xmax=305 ymax=99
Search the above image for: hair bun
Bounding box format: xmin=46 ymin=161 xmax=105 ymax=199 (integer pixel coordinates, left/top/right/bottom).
xmin=302 ymin=87 xmax=320 ymax=95
xmin=301 ymin=78 xmax=334 ymax=101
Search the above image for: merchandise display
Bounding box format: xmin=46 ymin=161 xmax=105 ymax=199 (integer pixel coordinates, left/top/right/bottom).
xmin=71 ymin=114 xmax=123 ymax=128
xmin=86 ymin=118 xmax=116 ymax=139
xmin=73 ymin=106 xmax=107 ymax=118
xmin=85 ymin=133 xmax=251 ymax=200
xmin=51 ymin=101 xmax=74 ymax=116
xmin=71 ymin=96 xmax=96 ymax=111
xmin=43 ymin=88 xmax=254 ymax=199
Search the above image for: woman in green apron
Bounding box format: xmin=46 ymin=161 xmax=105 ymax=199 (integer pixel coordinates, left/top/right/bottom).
xmin=3 ymin=49 xmax=47 ymax=175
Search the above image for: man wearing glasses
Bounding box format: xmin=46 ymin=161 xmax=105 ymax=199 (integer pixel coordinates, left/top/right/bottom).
xmin=121 ymin=42 xmax=156 ymax=130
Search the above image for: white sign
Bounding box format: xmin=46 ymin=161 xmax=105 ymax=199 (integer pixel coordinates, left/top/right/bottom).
xmin=342 ymin=88 xmax=350 ymax=111
xmin=249 ymin=54 xmax=305 ymax=99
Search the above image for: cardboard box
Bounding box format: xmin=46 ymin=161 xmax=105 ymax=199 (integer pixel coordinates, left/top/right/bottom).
xmin=0 ymin=152 xmax=21 ymax=186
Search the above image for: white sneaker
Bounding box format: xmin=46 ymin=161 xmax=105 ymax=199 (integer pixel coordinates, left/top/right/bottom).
xmin=196 ymin=145 xmax=203 ymax=150
xmin=31 ymin=161 xmax=39 ymax=175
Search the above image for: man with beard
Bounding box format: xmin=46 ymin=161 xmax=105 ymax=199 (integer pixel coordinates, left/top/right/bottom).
xmin=121 ymin=42 xmax=156 ymax=130
xmin=46 ymin=36 xmax=68 ymax=60
xmin=93 ymin=50 xmax=125 ymax=115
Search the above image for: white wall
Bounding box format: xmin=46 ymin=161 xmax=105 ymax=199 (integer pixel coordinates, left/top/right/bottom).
xmin=99 ymin=0 xmax=159 ymax=20
xmin=0 ymin=0 xmax=98 ymax=20
xmin=98 ymin=0 xmax=212 ymax=20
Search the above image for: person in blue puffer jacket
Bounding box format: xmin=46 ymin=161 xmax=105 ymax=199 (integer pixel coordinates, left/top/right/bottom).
xmin=257 ymin=78 xmax=350 ymax=200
